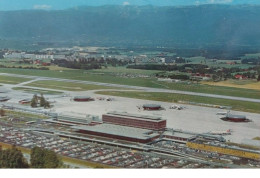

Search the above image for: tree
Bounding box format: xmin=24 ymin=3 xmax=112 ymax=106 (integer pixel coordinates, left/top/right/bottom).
xmin=30 ymin=147 xmax=45 ymax=168
xmin=257 ymin=75 xmax=260 ymax=82
xmin=31 ymin=98 xmax=37 ymax=108
xmin=0 ymin=108 xmax=5 ymax=117
xmin=0 ymin=146 xmax=29 ymax=168
xmin=44 ymin=150 xmax=61 ymax=168
xmin=31 ymin=94 xmax=38 ymax=108
xmin=44 ymin=101 xmax=50 ymax=109
xmin=40 ymin=94 xmax=46 ymax=107
xmin=30 ymin=147 xmax=62 ymax=168
xmin=212 ymin=74 xmax=219 ymax=81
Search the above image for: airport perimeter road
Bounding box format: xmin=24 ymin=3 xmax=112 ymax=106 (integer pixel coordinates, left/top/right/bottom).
xmin=1 ymin=73 xmax=260 ymax=103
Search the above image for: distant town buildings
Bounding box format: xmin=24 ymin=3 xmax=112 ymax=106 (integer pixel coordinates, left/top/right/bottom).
xmin=3 ymin=52 xmax=65 ymax=60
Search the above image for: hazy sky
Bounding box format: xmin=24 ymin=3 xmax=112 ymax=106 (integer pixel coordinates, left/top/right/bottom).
xmin=0 ymin=0 xmax=260 ymax=11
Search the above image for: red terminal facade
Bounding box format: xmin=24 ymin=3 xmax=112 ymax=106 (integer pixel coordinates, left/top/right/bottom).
xmin=102 ymin=111 xmax=166 ymax=130
xmin=221 ymin=114 xmax=250 ymax=122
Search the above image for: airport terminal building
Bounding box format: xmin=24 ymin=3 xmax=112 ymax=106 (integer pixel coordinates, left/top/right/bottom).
xmin=72 ymin=124 xmax=160 ymax=143
xmin=102 ymin=111 xmax=166 ymax=130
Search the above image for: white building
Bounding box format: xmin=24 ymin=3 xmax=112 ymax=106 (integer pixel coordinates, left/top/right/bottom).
xmin=35 ymin=55 xmax=53 ymax=60
xmin=3 ymin=52 xmax=25 ymax=59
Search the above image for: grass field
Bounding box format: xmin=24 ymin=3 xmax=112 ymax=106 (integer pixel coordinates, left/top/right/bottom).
xmin=157 ymin=81 xmax=260 ymax=99
xmin=1 ymin=67 xmax=260 ymax=99
xmin=0 ymin=142 xmax=31 ymax=154
xmin=0 ymin=75 xmax=30 ymax=84
xmin=201 ymin=80 xmax=260 ymax=91
xmin=226 ymin=142 xmax=260 ymax=151
xmin=5 ymin=109 xmax=48 ymax=119
xmin=62 ymin=156 xmax=115 ymax=168
xmin=0 ymin=68 xmax=158 ymax=87
xmin=26 ymin=80 xmax=124 ymax=91
xmin=96 ymin=91 xmax=260 ymax=113
xmin=12 ymin=87 xmax=64 ymax=95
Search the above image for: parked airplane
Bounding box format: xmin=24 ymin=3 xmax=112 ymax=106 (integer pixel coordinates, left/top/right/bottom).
xmin=169 ymin=105 xmax=185 ymax=110
xmin=216 ymin=111 xmax=228 ymax=115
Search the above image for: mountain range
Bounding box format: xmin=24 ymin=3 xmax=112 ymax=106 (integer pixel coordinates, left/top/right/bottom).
xmin=0 ymin=5 xmax=260 ymax=48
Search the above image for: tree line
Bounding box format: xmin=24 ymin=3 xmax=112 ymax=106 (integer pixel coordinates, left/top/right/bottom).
xmin=241 ymin=58 xmax=260 ymax=65
xmin=53 ymin=57 xmax=129 ymax=70
xmin=0 ymin=146 xmax=62 ymax=168
xmin=0 ymin=65 xmax=49 ymax=70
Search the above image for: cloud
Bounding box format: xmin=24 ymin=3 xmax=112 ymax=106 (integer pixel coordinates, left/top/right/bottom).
xmin=208 ymin=0 xmax=233 ymax=4
xmin=33 ymin=4 xmax=52 ymax=10
xmin=123 ymin=1 xmax=130 ymax=6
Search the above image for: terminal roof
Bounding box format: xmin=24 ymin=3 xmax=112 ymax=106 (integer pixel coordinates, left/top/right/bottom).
xmin=106 ymin=111 xmax=164 ymax=121
xmin=72 ymin=124 xmax=159 ymax=140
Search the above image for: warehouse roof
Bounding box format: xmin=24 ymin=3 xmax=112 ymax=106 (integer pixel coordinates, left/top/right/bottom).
xmin=143 ymin=104 xmax=161 ymax=108
xmin=227 ymin=114 xmax=246 ymax=119
xmin=71 ymin=124 xmax=159 ymax=140
xmin=0 ymin=96 xmax=10 ymax=100
xmin=164 ymin=130 xmax=196 ymax=139
xmin=74 ymin=96 xmax=92 ymax=99
xmin=105 ymin=111 xmax=165 ymax=121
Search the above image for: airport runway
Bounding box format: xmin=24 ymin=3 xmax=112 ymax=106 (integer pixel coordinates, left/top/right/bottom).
xmin=1 ymin=73 xmax=260 ymax=103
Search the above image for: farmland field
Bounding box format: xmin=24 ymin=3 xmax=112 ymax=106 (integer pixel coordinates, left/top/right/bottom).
xmin=185 ymin=56 xmax=252 ymax=69
xmin=201 ymin=80 xmax=260 ymax=91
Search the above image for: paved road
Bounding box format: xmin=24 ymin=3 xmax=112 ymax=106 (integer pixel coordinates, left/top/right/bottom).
xmin=1 ymin=73 xmax=260 ymax=103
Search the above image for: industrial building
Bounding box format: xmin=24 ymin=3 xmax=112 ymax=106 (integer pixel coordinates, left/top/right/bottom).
xmin=73 ymin=96 xmax=95 ymax=102
xmin=0 ymin=96 xmax=10 ymax=102
xmin=142 ymin=104 xmax=162 ymax=110
xmin=102 ymin=111 xmax=167 ymax=130
xmin=220 ymin=113 xmax=250 ymax=122
xmin=163 ymin=129 xmax=196 ymax=142
xmin=49 ymin=113 xmax=101 ymax=125
xmin=71 ymin=124 xmax=160 ymax=143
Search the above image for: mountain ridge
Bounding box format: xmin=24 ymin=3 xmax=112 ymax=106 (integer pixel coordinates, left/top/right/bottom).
xmin=0 ymin=5 xmax=260 ymax=48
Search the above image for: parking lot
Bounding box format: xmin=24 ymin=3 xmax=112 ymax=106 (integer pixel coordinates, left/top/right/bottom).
xmin=0 ymin=125 xmax=225 ymax=168
xmin=152 ymin=140 xmax=260 ymax=167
